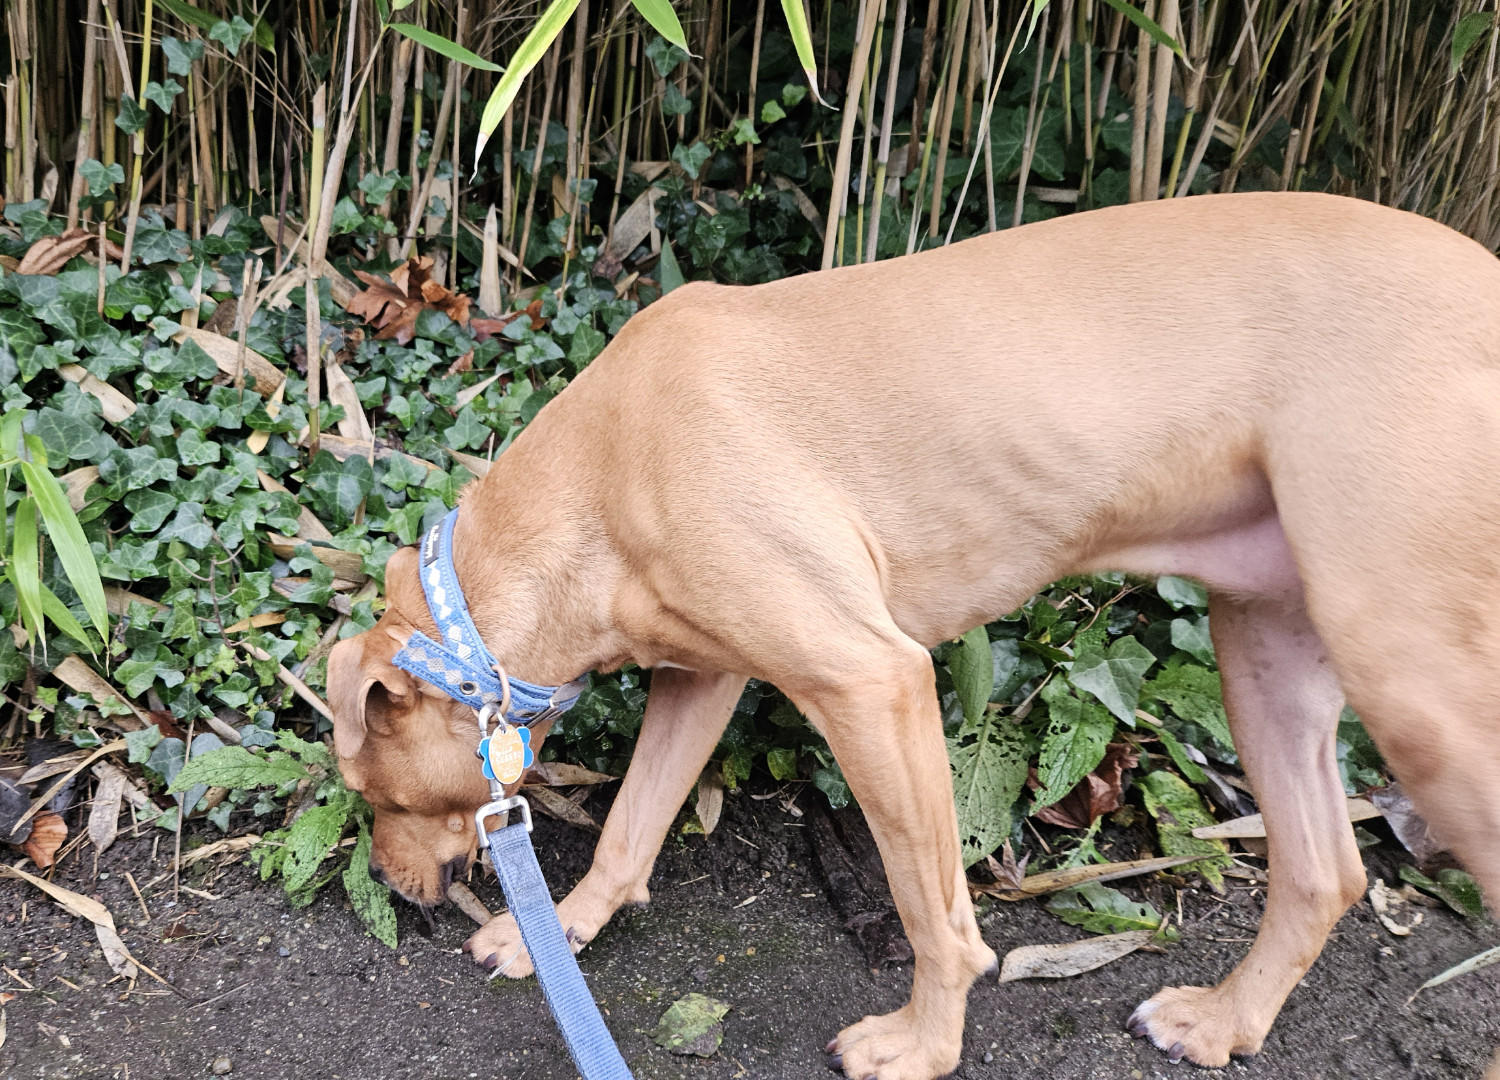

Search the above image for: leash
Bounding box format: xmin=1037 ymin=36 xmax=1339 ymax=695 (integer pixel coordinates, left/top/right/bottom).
xmin=392 ymin=509 xmax=633 ymax=1080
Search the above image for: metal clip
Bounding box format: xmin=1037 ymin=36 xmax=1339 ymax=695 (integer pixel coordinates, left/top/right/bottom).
xmin=475 ymin=795 xmax=533 ymax=842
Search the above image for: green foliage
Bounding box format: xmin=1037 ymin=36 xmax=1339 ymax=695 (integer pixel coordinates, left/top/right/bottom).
xmin=1047 ymin=881 xmax=1178 ymax=939
xmin=1136 ymin=770 xmax=1232 ymax=887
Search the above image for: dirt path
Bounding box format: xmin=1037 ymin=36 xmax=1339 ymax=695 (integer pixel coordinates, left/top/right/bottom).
xmin=3 ymin=785 xmax=1496 ymax=1080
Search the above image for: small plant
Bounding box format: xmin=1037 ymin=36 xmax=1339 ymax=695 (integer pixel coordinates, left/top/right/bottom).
xmin=170 ymin=730 xmax=398 ymax=947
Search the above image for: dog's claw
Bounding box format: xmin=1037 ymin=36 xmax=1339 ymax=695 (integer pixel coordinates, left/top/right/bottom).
xmin=1168 ymin=1042 xmax=1186 ymax=1064
xmin=826 ymin=1039 xmax=839 ymax=1054
xmin=481 ymin=952 xmax=499 ymax=970
xmin=825 ymin=1053 xmax=842 ymax=1071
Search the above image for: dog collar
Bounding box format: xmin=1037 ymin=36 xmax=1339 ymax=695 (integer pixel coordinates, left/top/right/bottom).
xmin=391 ymin=508 xmax=587 ymax=724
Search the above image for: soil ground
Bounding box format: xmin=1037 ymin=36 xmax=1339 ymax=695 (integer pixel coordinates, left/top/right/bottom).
xmin=2 ymin=781 xmax=1497 ymax=1080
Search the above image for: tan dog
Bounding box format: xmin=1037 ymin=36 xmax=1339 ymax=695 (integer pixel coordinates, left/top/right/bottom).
xmin=328 ymin=191 xmax=1500 ymax=1080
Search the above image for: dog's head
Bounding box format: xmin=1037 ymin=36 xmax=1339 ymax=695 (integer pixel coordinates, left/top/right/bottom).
xmin=328 ymin=545 xmax=492 ymax=908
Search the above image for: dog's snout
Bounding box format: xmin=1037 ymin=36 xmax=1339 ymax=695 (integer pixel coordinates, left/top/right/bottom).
xmin=368 ymin=860 xmax=389 ymax=887
xmin=439 ymin=854 xmax=467 ymax=896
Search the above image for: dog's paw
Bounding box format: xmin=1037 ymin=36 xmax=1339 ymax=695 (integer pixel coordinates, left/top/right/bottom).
xmin=1127 ymin=986 xmax=1265 ymax=1068
xmin=826 ymin=1005 xmax=961 ymax=1080
xmin=461 ymin=911 xmax=588 ymax=979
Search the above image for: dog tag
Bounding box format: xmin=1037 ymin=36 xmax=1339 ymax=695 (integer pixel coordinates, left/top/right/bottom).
xmin=480 ymin=725 xmax=534 ymax=785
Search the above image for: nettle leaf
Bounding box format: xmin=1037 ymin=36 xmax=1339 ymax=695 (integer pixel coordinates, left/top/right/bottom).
xmin=169 ymin=745 xmax=310 ymax=793
xmin=282 ymin=799 xmax=353 ymax=892
xmin=1142 ymin=662 xmax=1233 ymax=751
xmin=947 ymin=712 xmax=1030 ymax=867
xmin=948 ymin=626 xmax=994 ymax=724
xmin=344 ymin=825 xmax=398 ymax=947
xmin=1047 ymin=881 xmax=1177 ymax=938
xmin=303 ymin=449 xmax=373 ymax=524
xmin=1033 ymin=686 xmax=1115 ymax=810
xmin=1135 ymin=769 xmax=1231 ymax=887
xmin=1068 ymin=637 xmax=1155 ymax=724
xmin=161 ymin=36 xmax=206 ymax=77
xmin=143 ymin=79 xmax=185 ymax=113
xmin=78 ymin=159 xmax=125 ymax=198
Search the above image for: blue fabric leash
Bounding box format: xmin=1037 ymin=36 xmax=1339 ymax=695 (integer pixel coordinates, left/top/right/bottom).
xmin=391 ymin=509 xmax=632 ymax=1080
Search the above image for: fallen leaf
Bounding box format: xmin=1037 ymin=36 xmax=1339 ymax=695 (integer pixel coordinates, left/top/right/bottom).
xmin=972 ymin=854 xmax=1200 ymax=901
xmin=652 ymin=993 xmax=730 ymax=1056
xmin=1398 ymin=865 xmax=1486 ymax=920
xmin=523 ymin=761 xmax=618 ymax=787
xmin=346 ymin=255 xmax=471 ymax=345
xmin=1033 ymin=742 xmax=1139 ymax=829
xmin=984 ymin=841 xmax=1030 ymax=891
xmin=999 ymin=929 xmax=1153 ymax=982
xmin=1370 ymin=783 xmax=1446 ymax=865
xmin=1046 ymin=881 xmax=1179 ymax=940
xmin=1409 ymin=944 xmax=1500 ymax=1001
xmin=1192 ymin=798 xmax=1381 ymax=839
xmin=20 ymin=812 xmax=66 ymax=868
xmin=88 ymin=769 xmax=128 ymax=854
xmin=1370 ymin=879 xmax=1421 ymax=937
xmin=696 ymin=768 xmax=725 ymax=836
xmin=1136 ymin=770 xmax=1232 ymax=888
xmin=524 ymin=785 xmax=600 ymax=832
xmin=15 ymin=228 xmax=123 ymax=275
xmin=0 ymin=865 xmax=141 ymax=980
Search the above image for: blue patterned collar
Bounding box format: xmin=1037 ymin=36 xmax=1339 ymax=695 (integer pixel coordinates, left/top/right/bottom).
xmin=391 ymin=509 xmax=587 ymax=724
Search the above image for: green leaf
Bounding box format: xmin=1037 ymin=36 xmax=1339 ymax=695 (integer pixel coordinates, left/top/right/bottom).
xmin=208 ymin=15 xmax=255 ymax=55
xmin=143 ymin=79 xmax=185 ymax=114
xmin=9 ymin=497 xmax=43 ymax=644
xmin=161 ymin=36 xmax=206 ymax=77
xmin=652 ymin=993 xmax=730 ymax=1056
xmin=302 ymin=450 xmax=374 ymax=525
xmin=765 ymin=747 xmax=799 ymax=781
xmin=20 ymin=456 xmax=109 ymax=645
xmin=78 ymin=159 xmax=126 ymax=198
xmin=730 ymin=117 xmax=760 ymax=146
xmin=1169 ymin=616 xmax=1215 ymax=665
xmin=1398 ymin=865 xmax=1486 ymax=920
xmin=1156 ymin=575 xmax=1207 ymax=610
xmin=1142 ymin=663 xmax=1233 ymax=751
xmin=37 ymin=583 xmax=90 ymax=647
xmin=948 ymin=712 xmax=1030 ymax=867
xmin=1033 ymin=688 xmax=1114 ymax=809
xmin=168 ymin=745 xmax=310 ymax=793
xmin=1452 ymin=11 xmax=1494 ymax=74
xmin=125 ymin=724 xmax=163 ymax=763
xmin=1068 ymin=637 xmax=1155 ymax=724
xmin=282 ymin=800 xmax=354 ymax=892
xmin=1136 ymin=770 xmax=1231 ymax=886
xmin=779 ymin=0 xmax=828 ymax=105
xmin=671 ymin=140 xmax=713 ymax=179
xmin=949 ymin=626 xmax=994 ymax=724
xmin=1135 ymin=715 xmax=1207 ymax=784
xmin=475 ymin=0 xmax=583 ymax=161
xmin=344 ymin=825 xmax=398 ymax=947
xmin=331 ymin=197 xmax=365 ymax=235
xmin=631 ymin=0 xmax=690 ymax=54
xmin=661 ymin=80 xmax=693 ymax=117
xmin=386 ymin=23 xmax=503 ymax=71
xmin=812 ymin=764 xmax=850 ymax=809
xmin=645 ymin=36 xmax=690 ymax=77
xmin=1047 ymin=881 xmax=1177 ymax=938
xmin=760 ymin=99 xmax=787 ymax=123
xmin=1096 ymin=0 xmax=1185 ymax=57
xmin=444 ymin=406 xmax=490 ymax=451
xmin=115 ymin=96 xmax=149 ymax=135
xmin=658 ymin=238 xmax=686 ymax=293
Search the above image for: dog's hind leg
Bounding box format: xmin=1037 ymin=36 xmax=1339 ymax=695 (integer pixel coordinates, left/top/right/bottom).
xmin=464 ymin=667 xmax=745 ymax=976
xmin=1130 ymin=588 xmax=1366 ymax=1067
xmin=795 ymin=635 xmax=998 ymax=1080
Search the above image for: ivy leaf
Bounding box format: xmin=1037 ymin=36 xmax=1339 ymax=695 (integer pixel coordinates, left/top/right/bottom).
xmin=142 ymin=79 xmax=185 ymax=114
xmin=645 ymin=35 xmax=689 ymax=78
xmin=760 ymin=99 xmax=787 ymax=124
xmin=1033 ymin=687 xmax=1115 ymax=810
xmin=209 ymin=16 xmax=255 ymax=55
xmin=302 ymin=450 xmax=374 ymax=525
xmin=948 ymin=712 xmax=1030 ymax=867
xmin=1135 ymin=770 xmax=1231 ymax=886
xmin=178 ymin=428 xmax=221 ymax=466
xmin=78 ymin=159 xmax=125 ymax=198
xmin=765 ymin=747 xmax=798 ymax=781
xmin=1169 ymin=616 xmax=1215 ymax=665
xmin=671 ymin=141 xmax=713 ymax=180
xmin=344 ymin=825 xmax=398 ymax=947
xmin=444 ymin=406 xmax=490 ymax=451
xmin=1047 ymin=881 xmax=1177 ymax=938
xmin=114 ymin=96 xmax=148 ymax=135
xmin=1068 ymin=637 xmax=1155 ymax=724
xmin=124 ymin=488 xmax=178 ymax=533
xmin=161 ymin=36 xmax=206 ymax=77
xmin=331 ymin=197 xmax=365 ymax=235
xmin=1156 ymin=575 xmax=1208 ymax=610
xmin=157 ymin=501 xmax=214 ymax=549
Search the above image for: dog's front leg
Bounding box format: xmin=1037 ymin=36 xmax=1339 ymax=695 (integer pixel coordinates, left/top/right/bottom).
xmin=800 ymin=639 xmax=997 ymax=1080
xmin=465 ymin=667 xmax=745 ymax=976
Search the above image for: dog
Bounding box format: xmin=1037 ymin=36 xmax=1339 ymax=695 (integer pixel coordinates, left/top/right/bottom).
xmin=328 ymin=191 xmax=1500 ymax=1080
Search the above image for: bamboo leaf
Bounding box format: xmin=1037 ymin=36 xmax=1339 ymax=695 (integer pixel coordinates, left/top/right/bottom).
xmin=1096 ymin=0 xmax=1185 ymax=58
xmin=386 ymin=23 xmax=503 ymax=72
xmin=10 ymin=498 xmax=43 ymax=646
xmin=631 ymin=0 xmax=690 ymax=54
xmin=21 ymin=450 xmax=110 ymax=647
xmin=1451 ymin=12 xmax=1494 ymax=74
xmin=780 ymin=0 xmax=831 ymax=106
xmin=475 ymin=0 xmax=583 ymax=163
xmin=37 ymin=583 xmax=91 ymax=647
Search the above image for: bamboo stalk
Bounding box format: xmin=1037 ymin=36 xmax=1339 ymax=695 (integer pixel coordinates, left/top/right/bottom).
xmin=66 ymin=0 xmax=101 ymax=230
xmin=822 ymin=0 xmax=883 ymax=269
xmin=306 ymin=85 xmax=327 ymax=451
xmin=1128 ymin=0 xmax=1153 ymax=201
xmin=746 ymin=0 xmax=767 ymax=187
xmin=118 ymin=0 xmax=155 ymax=271
xmin=1142 ymin=0 xmax=1179 ymax=199
xmin=866 ymin=0 xmax=910 ymax=260
xmin=906 ymin=0 xmax=943 ymax=176
xmin=928 ymin=0 xmax=973 ymax=238
xmin=516 ymin=40 xmax=563 ymax=273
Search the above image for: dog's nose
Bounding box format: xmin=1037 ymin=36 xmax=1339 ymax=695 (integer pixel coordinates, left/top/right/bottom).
xmin=369 ymin=862 xmax=388 ymax=887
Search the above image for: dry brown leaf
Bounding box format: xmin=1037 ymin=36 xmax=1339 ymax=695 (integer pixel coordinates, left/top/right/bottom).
xmin=525 ymin=785 xmax=601 ymax=832
xmin=21 ymin=811 xmax=67 ymax=868
xmin=524 ymin=761 xmax=619 ymax=787
xmin=1192 ymin=797 xmax=1381 ymax=839
xmin=1369 ymin=783 xmax=1446 ymax=865
xmin=87 ymin=769 xmax=128 ymax=854
xmin=16 ymin=228 xmax=123 ymax=275
xmin=999 ymin=930 xmax=1153 ymax=982
xmin=983 ymin=841 xmax=1030 ymax=891
xmin=52 ymin=659 xmax=149 ymax=728
xmin=1032 ymin=742 xmax=1139 ymax=829
xmin=696 ymin=768 xmax=725 ymax=836
xmin=57 ymin=364 xmax=137 ymax=422
xmin=973 ymin=854 xmax=1201 ymax=901
xmin=0 ymin=864 xmax=143 ymax=980
xmin=346 ymin=255 xmax=473 ymax=345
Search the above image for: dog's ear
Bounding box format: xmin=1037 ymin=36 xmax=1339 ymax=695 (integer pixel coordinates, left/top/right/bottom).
xmin=327 ymin=634 xmax=375 ymax=759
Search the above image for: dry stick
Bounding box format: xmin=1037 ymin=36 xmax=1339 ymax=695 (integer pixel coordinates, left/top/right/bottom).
xmin=398 ymin=55 xmax=457 ymax=261
xmin=1175 ymin=0 xmax=1259 ymax=195
xmin=906 ymin=39 xmax=954 ymax=253
xmin=822 ymin=0 xmax=883 ymax=269
xmin=1082 ymin=0 xmax=1095 ymax=195
xmin=906 ymin=0 xmax=943 ymax=177
xmin=376 ymin=35 xmax=415 ymax=220
xmin=65 ymin=0 xmax=101 ymax=230
xmin=563 ymin=0 xmax=589 ymax=254
xmin=516 ymin=41 xmax=563 ymax=273
xmin=605 ymin=31 xmax=637 ymax=242
xmin=866 ymin=0 xmax=910 ymax=261
xmin=980 ymin=0 xmax=999 ymax=229
xmin=305 ymin=85 xmax=326 ymax=453
xmin=961 ymin=0 xmax=986 ymax=149
xmin=1012 ymin=6 xmax=1050 ymax=226
xmin=852 ymin=1 xmax=886 ymax=264
xmin=1164 ymin=0 xmax=1216 ymax=196
xmin=1142 ymin=0 xmax=1179 ymax=199
xmin=451 ymin=6 xmax=465 ymax=283
xmin=1095 ymin=6 xmax=1125 ymax=124
xmin=945 ymin=3 xmax=1024 ymax=243
xmin=927 ymin=0 xmax=973 ymax=238
xmin=746 ymin=0 xmax=768 ymax=187
xmin=118 ymin=0 xmax=155 ymax=271
xmin=698 ymin=0 xmax=725 ymax=138
xmin=1127 ymin=0 xmax=1153 ymax=201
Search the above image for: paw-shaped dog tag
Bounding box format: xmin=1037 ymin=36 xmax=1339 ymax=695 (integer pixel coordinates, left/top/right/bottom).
xmin=480 ymin=725 xmax=534 ymax=785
